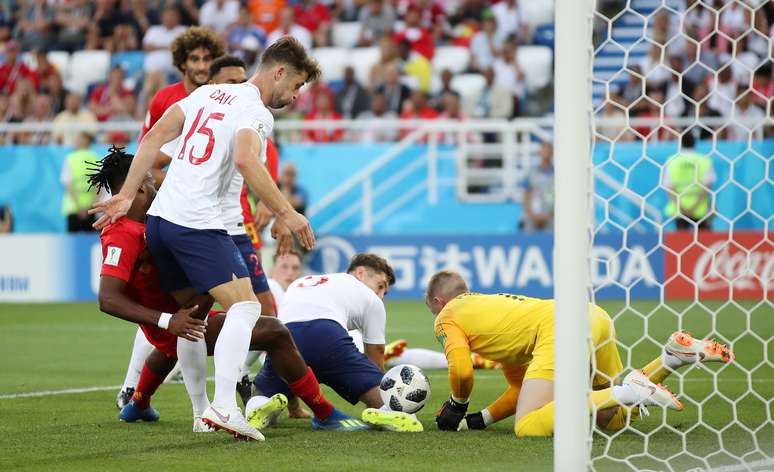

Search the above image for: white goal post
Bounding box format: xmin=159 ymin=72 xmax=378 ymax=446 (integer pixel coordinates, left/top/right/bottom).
xmin=553 ymin=0 xmax=595 ymax=471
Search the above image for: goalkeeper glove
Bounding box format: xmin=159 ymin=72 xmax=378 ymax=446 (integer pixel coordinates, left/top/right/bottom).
xmin=463 ymin=411 xmax=487 ymax=430
xmin=435 ymin=397 xmax=468 ymax=431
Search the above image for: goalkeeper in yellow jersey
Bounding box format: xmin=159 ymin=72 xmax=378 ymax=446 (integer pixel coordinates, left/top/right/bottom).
xmin=425 ymin=270 xmax=735 ymax=436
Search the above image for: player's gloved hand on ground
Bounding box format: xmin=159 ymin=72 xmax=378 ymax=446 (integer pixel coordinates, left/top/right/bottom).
xmin=436 ymin=397 xmax=468 ymax=431
xmin=276 ymin=210 xmax=315 ymax=250
xmin=254 ymin=201 xmax=273 ymax=231
xmin=90 ymin=194 xmax=133 ymax=230
xmin=457 ymin=411 xmax=487 ymax=431
xmin=168 ymin=305 xmax=207 ymax=341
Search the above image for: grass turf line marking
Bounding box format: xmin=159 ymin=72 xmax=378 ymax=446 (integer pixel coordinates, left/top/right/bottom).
xmin=1 ymin=377 xmax=771 ymax=400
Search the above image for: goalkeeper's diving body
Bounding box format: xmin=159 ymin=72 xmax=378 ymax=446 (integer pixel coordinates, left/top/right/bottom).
xmin=425 ymin=271 xmax=735 ymax=436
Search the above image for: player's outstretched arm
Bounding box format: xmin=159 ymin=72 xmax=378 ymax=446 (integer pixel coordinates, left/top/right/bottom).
xmin=90 ymin=105 xmax=185 ymax=229
xmin=98 ymin=276 xmax=206 ymax=341
xmin=234 ymin=128 xmax=315 ymax=250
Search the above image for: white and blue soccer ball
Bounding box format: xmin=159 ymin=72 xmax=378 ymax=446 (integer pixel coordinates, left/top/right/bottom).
xmin=379 ymin=364 xmax=430 ymax=414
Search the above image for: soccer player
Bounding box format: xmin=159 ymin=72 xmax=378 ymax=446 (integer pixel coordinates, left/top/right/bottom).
xmin=249 ymin=254 xmax=423 ymax=432
xmin=425 ymin=270 xmax=735 ymax=436
xmin=91 ymin=146 xmax=367 ymax=436
xmin=92 ymin=37 xmax=320 ymax=440
xmin=153 ymin=55 xmax=281 ymax=405
xmin=115 ymin=26 xmax=225 ymax=409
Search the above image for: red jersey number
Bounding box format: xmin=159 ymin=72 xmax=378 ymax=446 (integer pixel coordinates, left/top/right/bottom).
xmin=177 ymin=107 xmax=224 ymax=166
xmin=296 ymin=275 xmax=329 ymax=288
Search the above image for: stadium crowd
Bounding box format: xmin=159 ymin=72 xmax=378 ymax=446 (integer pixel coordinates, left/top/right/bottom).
xmin=0 ymin=0 xmax=560 ymax=145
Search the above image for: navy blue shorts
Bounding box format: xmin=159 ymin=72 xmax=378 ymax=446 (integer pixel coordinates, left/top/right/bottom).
xmin=253 ymin=319 xmax=383 ymax=405
xmin=231 ymin=234 xmax=270 ymax=295
xmin=145 ymin=215 xmax=249 ymax=294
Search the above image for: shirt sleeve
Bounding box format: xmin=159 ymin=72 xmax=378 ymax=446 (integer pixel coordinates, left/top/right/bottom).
xmin=435 ymin=310 xmax=474 ymax=400
xmin=140 ymin=91 xmax=164 ymax=140
xmin=235 ymin=105 xmax=274 ymax=142
xmin=159 ymin=137 xmax=179 ymax=158
xmin=360 ymin=293 xmax=386 ymax=345
xmin=100 ymin=225 xmax=143 ymax=283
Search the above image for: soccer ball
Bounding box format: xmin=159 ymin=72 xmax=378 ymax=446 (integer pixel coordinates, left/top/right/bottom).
xmin=379 ymin=364 xmax=430 ymax=413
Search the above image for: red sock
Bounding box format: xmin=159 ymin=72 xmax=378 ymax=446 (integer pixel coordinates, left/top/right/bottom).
xmin=288 ymin=368 xmax=334 ymax=420
xmin=132 ymin=363 xmax=165 ymax=410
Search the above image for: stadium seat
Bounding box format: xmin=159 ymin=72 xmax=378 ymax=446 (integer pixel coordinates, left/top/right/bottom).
xmin=520 ymin=0 xmax=555 ymax=36
xmin=311 ymin=47 xmax=349 ymax=83
xmin=66 ymin=50 xmax=111 ymax=95
xmin=432 ymin=46 xmax=471 ymax=75
xmin=346 ymin=47 xmax=381 ymax=86
xmin=111 ymin=51 xmax=145 ymax=81
xmin=46 ymin=51 xmax=71 ymax=78
xmin=517 ymin=46 xmax=553 ymax=92
xmin=533 ymin=24 xmax=555 ymax=49
xmin=331 ymin=22 xmax=362 ymax=49
xmin=451 ymin=73 xmax=486 ymax=114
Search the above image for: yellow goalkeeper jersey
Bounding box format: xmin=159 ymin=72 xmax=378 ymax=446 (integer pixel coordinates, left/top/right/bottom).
xmin=434 ymin=292 xmax=555 ymax=366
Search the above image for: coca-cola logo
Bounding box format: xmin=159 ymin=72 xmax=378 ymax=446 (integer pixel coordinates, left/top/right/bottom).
xmin=692 ymin=240 xmax=774 ymax=291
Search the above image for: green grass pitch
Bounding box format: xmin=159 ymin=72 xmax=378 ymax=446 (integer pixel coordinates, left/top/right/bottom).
xmin=0 ymin=300 xmax=772 ymax=471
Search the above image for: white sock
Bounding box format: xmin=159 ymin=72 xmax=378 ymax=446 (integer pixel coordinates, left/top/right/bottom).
xmin=240 ymin=351 xmax=263 ymax=378
xmin=662 ymin=351 xmax=684 ymax=370
xmin=389 ymin=348 xmax=448 ymax=369
xmin=212 ymin=301 xmax=261 ymax=410
xmin=177 ymin=337 xmax=209 ymax=418
xmin=481 ymin=408 xmax=494 ymax=426
xmin=612 ymin=385 xmax=638 ymax=405
xmin=121 ymin=327 xmax=154 ymax=390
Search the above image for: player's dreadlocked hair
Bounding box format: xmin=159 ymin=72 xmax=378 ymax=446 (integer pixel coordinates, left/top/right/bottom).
xmin=86 ymin=145 xmax=134 ymax=195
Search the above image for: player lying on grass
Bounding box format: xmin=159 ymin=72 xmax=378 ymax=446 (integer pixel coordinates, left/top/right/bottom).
xmin=90 ymin=147 xmax=370 ymax=438
xmin=425 ymin=270 xmax=735 ymax=436
xmin=246 ymin=254 xmax=423 ymax=432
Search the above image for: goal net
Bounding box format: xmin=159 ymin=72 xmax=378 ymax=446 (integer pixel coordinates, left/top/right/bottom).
xmin=557 ymin=0 xmax=773 ymax=471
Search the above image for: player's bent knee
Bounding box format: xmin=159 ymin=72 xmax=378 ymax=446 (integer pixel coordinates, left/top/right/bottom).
xmin=514 ymin=409 xmax=554 ymax=437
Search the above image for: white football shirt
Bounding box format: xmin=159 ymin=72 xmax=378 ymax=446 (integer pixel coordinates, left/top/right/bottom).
xmin=148 ymin=82 xmax=273 ymax=230
xmin=268 ymin=278 xmax=285 ymax=307
xmin=280 ymin=273 xmax=387 ymax=345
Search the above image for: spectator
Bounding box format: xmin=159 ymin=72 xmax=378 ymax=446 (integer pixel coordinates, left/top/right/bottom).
xmin=397 ymin=39 xmax=431 ymax=92
xmin=683 ymin=83 xmax=724 ymax=141
xmin=375 ymin=62 xmax=411 ymax=114
xmin=491 ymin=0 xmax=526 ymax=44
xmin=227 ymin=5 xmax=267 ymax=56
xmin=15 ymin=1 xmax=55 ymax=52
xmin=707 ymin=64 xmax=737 ymax=117
xmin=393 ymin=5 xmax=435 ymax=60
xmin=369 ymin=36 xmax=400 ymax=90
xmin=618 ymin=64 xmax=644 ymax=107
xmin=200 ymin=0 xmax=240 ymax=35
xmin=474 ymin=66 xmax=514 ymax=120
xmin=357 ymin=0 xmax=397 ymax=47
xmin=60 ymin=132 xmax=100 ymax=233
xmin=438 ymin=92 xmax=471 ymax=144
xmin=663 ymin=133 xmax=715 ymax=231
xmin=53 ymin=0 xmax=94 ymax=52
xmin=304 ymin=93 xmax=344 ymax=143
xmin=449 ymin=0 xmax=489 ymax=24
xmin=295 ymin=80 xmax=335 ymax=116
xmin=7 ymin=77 xmax=36 ymax=123
xmin=357 ymin=93 xmax=398 ymax=143
xmin=34 ymin=50 xmax=64 ymax=111
xmin=143 ymin=5 xmax=186 ymax=75
xmin=407 ymin=90 xmax=439 ymax=119
xmin=266 ymin=7 xmax=312 ymax=51
xmin=519 ymin=142 xmax=554 ymax=232
xmin=431 ymin=69 xmax=458 ymax=110
xmin=639 ymin=43 xmax=670 ymax=88
xmin=0 ymin=205 xmax=13 ymax=233
xmin=278 ymin=163 xmax=308 ymax=216
xmin=19 ymin=94 xmax=54 ymax=144
xmin=239 ymin=35 xmax=262 ymax=76
xmin=396 ymin=0 xmax=447 ymax=41
xmin=247 ymin=0 xmax=284 ymax=34
xmin=596 ymin=97 xmax=628 ymax=142
xmin=492 ymin=37 xmax=525 ymax=116
xmin=469 ymin=10 xmax=503 ymax=73
xmin=89 ymin=66 xmax=134 ymax=122
xmin=728 ymin=87 xmax=766 ymax=141
xmin=293 ymin=0 xmax=332 ymax=47
xmin=336 ymin=66 xmax=371 ymax=119
xmin=90 ymin=0 xmax=147 ymax=52
xmin=0 ymin=41 xmax=39 ymax=95
xmin=751 ymin=63 xmax=772 ymax=108
xmin=52 ymin=92 xmax=98 ymax=146
xmin=748 ymin=9 xmax=771 ymax=60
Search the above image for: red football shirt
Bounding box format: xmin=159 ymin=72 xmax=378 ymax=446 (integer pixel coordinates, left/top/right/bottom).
xmin=140 ymin=81 xmax=189 ymax=140
xmin=100 ymin=217 xmax=179 ymax=356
